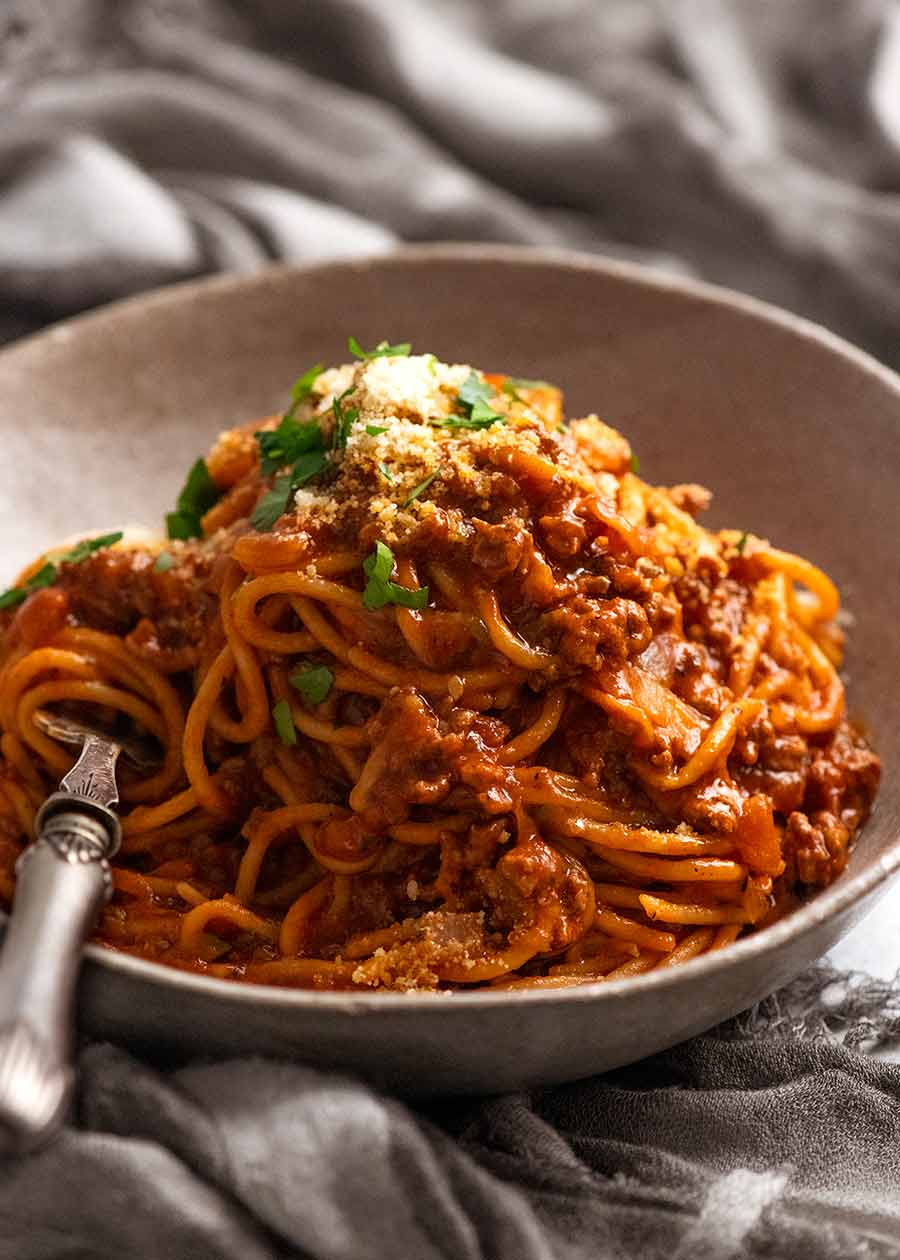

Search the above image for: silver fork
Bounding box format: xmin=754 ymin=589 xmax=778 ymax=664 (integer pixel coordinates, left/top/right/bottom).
xmin=0 ymin=711 xmax=158 ymax=1156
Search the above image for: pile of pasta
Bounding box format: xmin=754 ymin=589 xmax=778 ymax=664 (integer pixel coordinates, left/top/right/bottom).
xmin=0 ymin=347 xmax=879 ymax=990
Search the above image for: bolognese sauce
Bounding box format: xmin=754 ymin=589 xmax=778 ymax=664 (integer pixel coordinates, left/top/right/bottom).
xmin=0 ymin=345 xmax=879 ymax=990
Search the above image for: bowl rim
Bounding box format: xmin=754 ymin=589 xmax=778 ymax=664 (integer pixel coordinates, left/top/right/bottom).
xmin=2 ymin=241 xmax=898 ymax=1014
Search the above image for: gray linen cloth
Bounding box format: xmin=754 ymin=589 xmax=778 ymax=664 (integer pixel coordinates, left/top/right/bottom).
xmin=2 ymin=0 xmax=900 ymax=363
xmin=2 ymin=2 xmax=900 ymax=1257
xmin=4 ymin=971 xmax=900 ymax=1260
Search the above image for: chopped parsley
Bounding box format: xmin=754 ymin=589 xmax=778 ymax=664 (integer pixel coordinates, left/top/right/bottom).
xmin=272 ymin=699 xmax=297 ymax=746
xmin=290 ymin=664 xmax=334 ymax=705
xmin=57 ymin=532 xmax=124 ymax=565
xmin=403 ymin=469 xmax=439 ymax=507
xmin=153 ymin=552 xmax=175 ymax=573
xmin=251 ymin=447 xmax=329 ymax=532
xmin=471 ymin=397 xmax=504 ymax=426
xmin=0 ymin=563 xmax=55 ymax=611
xmin=735 ymin=532 xmax=749 ymax=555
xmin=378 ymin=462 xmax=395 ymax=482
xmin=457 ymin=370 xmax=494 ymax=411
xmin=348 ymin=336 xmax=412 ymax=360
xmin=252 ymin=475 xmax=294 ymax=532
xmin=284 ymin=362 xmax=324 ymax=418
xmin=166 ymin=459 xmax=221 ymax=540
xmin=292 ymin=449 xmax=330 ymax=485
xmin=256 ymin=415 xmax=323 ymax=475
xmin=331 ymin=388 xmax=359 ymax=451
xmin=365 ymin=424 xmax=388 ymax=437
xmin=502 ymin=375 xmax=554 ymax=404
xmin=431 ymin=370 xmax=505 ymax=431
xmin=629 ymin=453 xmax=641 ymax=474
xmin=251 ymin=444 xmax=330 ymax=531
xmin=251 ymin=369 xmax=343 ymax=530
xmin=0 ymin=532 xmax=124 ymax=611
xmin=431 ymin=410 xmax=504 ymax=432
xmin=362 ymin=541 xmax=429 ymax=611
xmin=18 ymin=562 xmax=58 ymax=597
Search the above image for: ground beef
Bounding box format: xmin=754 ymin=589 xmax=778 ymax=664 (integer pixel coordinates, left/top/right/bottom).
xmin=57 ymin=544 xmax=215 ymax=656
xmin=676 ymin=573 xmax=748 ymax=664
xmin=541 ymin=595 xmax=651 ymax=667
xmin=784 ymin=809 xmax=852 ymax=886
xmin=738 ymin=730 xmax=810 ymax=816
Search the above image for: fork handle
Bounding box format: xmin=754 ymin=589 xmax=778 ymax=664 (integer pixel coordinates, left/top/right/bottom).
xmin=0 ymin=797 xmax=120 ymax=1155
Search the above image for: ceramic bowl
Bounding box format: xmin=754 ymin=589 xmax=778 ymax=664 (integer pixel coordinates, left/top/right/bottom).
xmin=0 ymin=246 xmax=897 ymax=1093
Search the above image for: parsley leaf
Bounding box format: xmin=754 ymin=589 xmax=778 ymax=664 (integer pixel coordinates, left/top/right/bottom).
xmin=385 ymin=584 xmax=430 ymax=610
xmin=503 ymin=376 xmax=554 ymax=399
xmin=0 ymin=534 xmax=123 ymax=611
xmin=27 ymin=562 xmax=58 ymax=589
xmin=0 ymin=561 xmax=57 ymax=611
xmin=251 ymin=474 xmax=294 ymax=531
xmin=165 ymin=512 xmax=199 ymax=541
xmin=166 ymin=458 xmax=221 ymax=540
xmin=431 ymin=412 xmax=505 ymax=432
xmin=60 ymin=532 xmax=124 ymax=565
xmin=272 ymin=699 xmax=297 ymax=746
xmin=290 ymin=664 xmax=334 ymax=705
xmin=292 ymin=449 xmax=330 ymax=486
xmin=362 ymin=541 xmax=429 ymax=611
xmin=629 ymin=453 xmax=641 ymax=474
xmin=179 ymin=459 xmax=219 ymax=512
xmin=252 ymin=369 xmax=336 ymax=530
xmin=348 ymin=337 xmax=412 ymax=360
xmin=470 ymin=397 xmax=504 ymax=426
xmin=332 ymin=389 xmax=359 ymax=450
xmin=403 ymin=469 xmax=439 ymax=507
xmin=251 ymin=448 xmax=330 ymax=532
xmin=0 ymin=587 xmax=27 ymax=612
xmin=284 ymin=362 xmax=324 ymax=417
xmin=363 ymin=539 xmax=393 ymax=587
xmin=433 ymin=370 xmax=504 ymax=431
xmin=154 ymin=552 xmax=174 ymax=573
xmin=456 ymin=370 xmax=493 ymax=410
xmin=256 ymin=416 xmax=323 ymax=475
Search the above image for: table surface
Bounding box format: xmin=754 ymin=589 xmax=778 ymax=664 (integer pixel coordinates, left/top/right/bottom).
xmin=828 ymin=882 xmax=900 ymax=979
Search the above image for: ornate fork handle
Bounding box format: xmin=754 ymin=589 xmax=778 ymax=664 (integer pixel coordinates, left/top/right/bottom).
xmin=0 ymin=744 xmax=121 ymax=1156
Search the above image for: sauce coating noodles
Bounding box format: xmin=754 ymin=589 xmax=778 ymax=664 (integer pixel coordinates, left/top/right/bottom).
xmin=0 ymin=353 xmax=880 ymax=990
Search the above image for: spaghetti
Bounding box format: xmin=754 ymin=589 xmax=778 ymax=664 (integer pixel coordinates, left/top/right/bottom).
xmin=0 ymin=347 xmax=880 ymax=990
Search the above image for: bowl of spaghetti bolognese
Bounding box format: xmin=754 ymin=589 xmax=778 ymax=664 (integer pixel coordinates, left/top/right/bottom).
xmin=0 ymin=245 xmax=896 ymax=1092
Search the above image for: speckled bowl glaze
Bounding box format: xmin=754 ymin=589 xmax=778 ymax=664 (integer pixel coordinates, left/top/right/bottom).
xmin=0 ymin=246 xmax=897 ymax=1094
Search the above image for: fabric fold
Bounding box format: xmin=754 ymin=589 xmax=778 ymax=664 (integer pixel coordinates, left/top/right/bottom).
xmin=5 ymin=988 xmax=900 ymax=1260
xmin=0 ymin=0 xmax=897 ymax=363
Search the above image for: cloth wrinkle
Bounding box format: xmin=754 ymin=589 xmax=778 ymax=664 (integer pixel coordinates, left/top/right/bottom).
xmin=0 ymin=0 xmax=898 ymax=361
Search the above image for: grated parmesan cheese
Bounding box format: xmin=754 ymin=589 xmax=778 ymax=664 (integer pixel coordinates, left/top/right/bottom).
xmin=287 ymin=353 xmax=577 ymax=533
xmin=312 ymin=363 xmax=356 ymax=414
xmin=352 ymin=355 xmax=470 ymax=424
